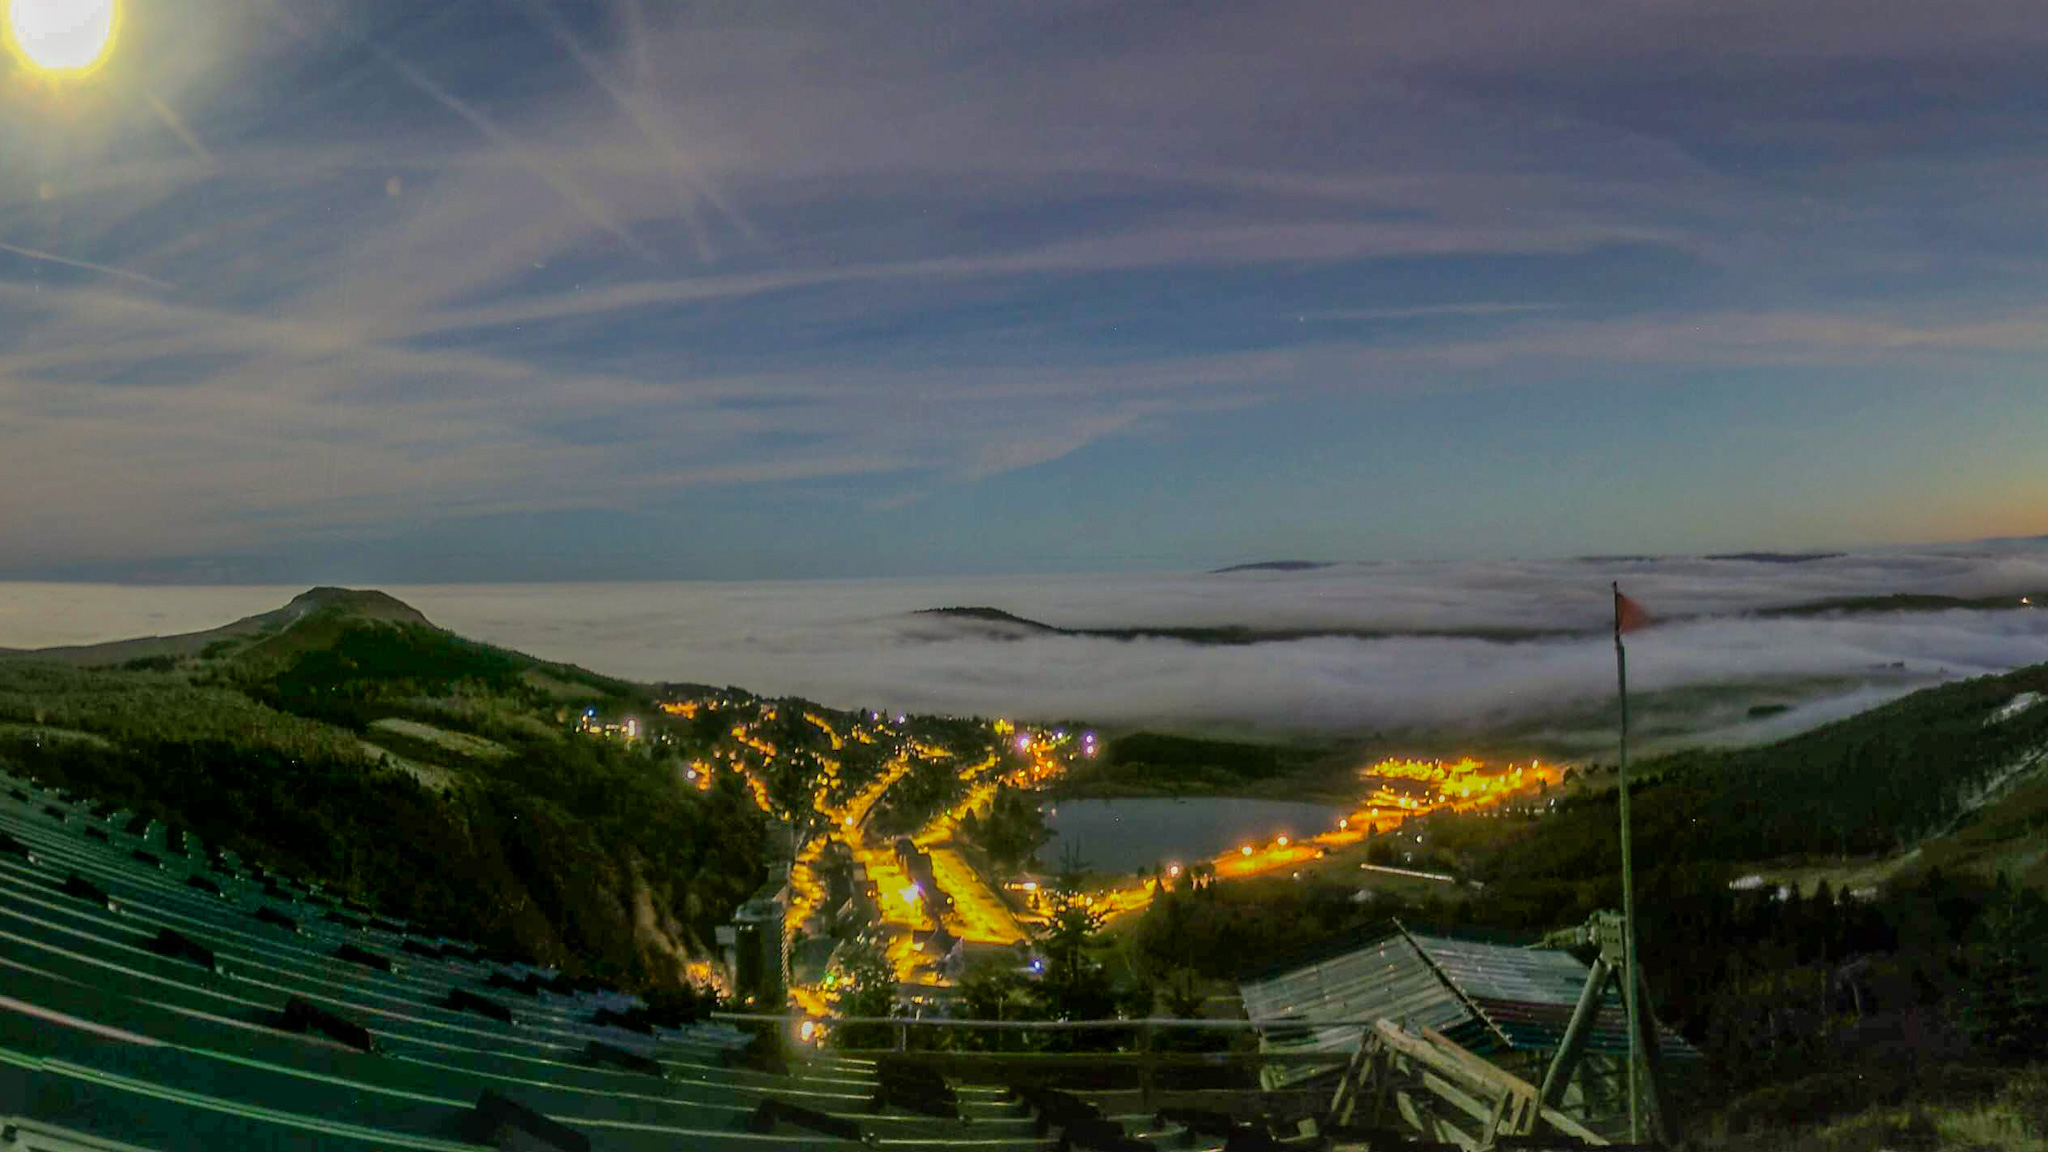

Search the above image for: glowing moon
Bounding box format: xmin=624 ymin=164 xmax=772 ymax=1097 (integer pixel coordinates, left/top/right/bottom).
xmin=7 ymin=0 xmax=117 ymax=74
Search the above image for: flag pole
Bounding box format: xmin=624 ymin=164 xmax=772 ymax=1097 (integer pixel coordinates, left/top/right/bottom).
xmin=1613 ymin=581 xmax=1643 ymax=1142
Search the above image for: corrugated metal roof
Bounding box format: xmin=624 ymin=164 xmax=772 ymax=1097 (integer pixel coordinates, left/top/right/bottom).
xmin=1241 ymin=923 xmax=1482 ymax=1085
xmin=1240 ymin=920 xmax=1700 ymax=1068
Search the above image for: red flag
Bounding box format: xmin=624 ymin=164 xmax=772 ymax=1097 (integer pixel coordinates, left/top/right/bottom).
xmin=1614 ymin=585 xmax=1653 ymax=635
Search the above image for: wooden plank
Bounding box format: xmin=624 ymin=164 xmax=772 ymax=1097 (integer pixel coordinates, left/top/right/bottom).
xmin=1368 ymin=1043 xmax=1394 ymax=1130
xmin=1393 ymin=1087 xmax=1476 ymax=1151
xmin=1375 ymin=1020 xmax=1608 ymax=1146
xmin=851 ymin=1049 xmax=1352 ymax=1069
xmin=1374 ymin=1021 xmax=1489 ymax=1090
xmin=1328 ymin=1039 xmax=1371 ymax=1126
xmin=1422 ymin=1025 xmax=1538 ymax=1104
xmin=1482 ymin=1090 xmax=1512 ymax=1146
xmin=1419 ymin=1024 xmax=1544 ymax=1139
xmin=1533 ymin=1098 xmax=1609 ymax=1143
xmin=1419 ymin=1068 xmax=1497 ymax=1128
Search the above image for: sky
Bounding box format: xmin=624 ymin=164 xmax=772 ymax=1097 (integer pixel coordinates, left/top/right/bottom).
xmin=4 ymin=0 xmax=2048 ymax=582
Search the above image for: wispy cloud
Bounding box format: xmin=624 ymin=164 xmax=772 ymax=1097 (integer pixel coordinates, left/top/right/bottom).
xmin=0 ymin=240 xmax=175 ymax=289
xmin=1301 ymin=303 xmax=1561 ymax=322
xmin=10 ymin=543 xmax=2046 ymax=748
xmin=3 ymin=0 xmax=2047 ymax=576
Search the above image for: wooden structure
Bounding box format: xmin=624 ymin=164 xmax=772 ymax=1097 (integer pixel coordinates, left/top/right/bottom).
xmin=1239 ymin=919 xmax=1696 ymax=1144
xmin=1326 ymin=1020 xmax=1612 ymax=1149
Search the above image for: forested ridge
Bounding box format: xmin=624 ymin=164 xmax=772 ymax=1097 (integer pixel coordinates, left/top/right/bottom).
xmin=1128 ymin=661 xmax=2048 ymax=1144
xmin=1507 ymin=662 xmax=2048 ymax=877
xmin=0 ymin=591 xmax=769 ymax=991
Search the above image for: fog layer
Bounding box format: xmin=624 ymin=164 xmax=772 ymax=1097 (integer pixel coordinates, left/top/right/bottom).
xmin=3 ymin=543 xmax=2045 ymax=746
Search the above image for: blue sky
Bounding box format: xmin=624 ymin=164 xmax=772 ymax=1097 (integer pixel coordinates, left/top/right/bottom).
xmin=3 ymin=0 xmax=2047 ymax=581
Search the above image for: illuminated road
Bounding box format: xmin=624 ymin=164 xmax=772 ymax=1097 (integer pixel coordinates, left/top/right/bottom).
xmin=1086 ymin=757 xmax=1559 ymax=920
xmin=928 ymin=845 xmax=1025 ymax=943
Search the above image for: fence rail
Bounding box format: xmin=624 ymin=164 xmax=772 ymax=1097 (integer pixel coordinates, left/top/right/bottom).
xmin=710 ymin=1011 xmax=1401 ymax=1031
xmin=700 ymin=1011 xmax=1614 ymax=1145
xmin=706 ymin=1010 xmax=1375 ymax=1115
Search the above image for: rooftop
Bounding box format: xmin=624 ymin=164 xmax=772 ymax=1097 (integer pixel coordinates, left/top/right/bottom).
xmin=1239 ymin=919 xmax=1700 ymax=1067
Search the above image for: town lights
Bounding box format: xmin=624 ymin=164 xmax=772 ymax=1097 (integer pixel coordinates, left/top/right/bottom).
xmin=1240 ymin=846 xmax=1253 ymax=856
xmin=1276 ymin=836 xmax=1289 ymax=847
xmin=1167 ymin=864 xmax=1181 ymax=877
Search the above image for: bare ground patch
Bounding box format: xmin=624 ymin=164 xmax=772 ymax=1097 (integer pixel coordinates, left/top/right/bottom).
xmin=368 ymin=718 xmax=511 ymax=760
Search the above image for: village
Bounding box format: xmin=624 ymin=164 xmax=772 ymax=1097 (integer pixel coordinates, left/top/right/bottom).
xmin=571 ymin=691 xmax=1565 ymax=1020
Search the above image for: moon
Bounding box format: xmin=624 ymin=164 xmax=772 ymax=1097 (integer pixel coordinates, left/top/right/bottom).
xmin=6 ymin=0 xmax=117 ymax=75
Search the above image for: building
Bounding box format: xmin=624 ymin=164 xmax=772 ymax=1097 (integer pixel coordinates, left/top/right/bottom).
xmin=910 ymin=925 xmax=964 ymax=982
xmin=717 ymin=870 xmax=790 ymax=1007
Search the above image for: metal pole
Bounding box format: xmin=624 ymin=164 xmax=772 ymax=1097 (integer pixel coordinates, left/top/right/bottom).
xmin=1613 ymin=581 xmax=1642 ymax=1143
xmin=1634 ymin=962 xmax=1673 ymax=1146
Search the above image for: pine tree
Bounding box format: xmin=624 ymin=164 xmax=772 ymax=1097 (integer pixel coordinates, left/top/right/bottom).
xmin=828 ymin=936 xmax=898 ymax=1050
xmin=1959 ymin=883 xmax=2048 ymax=1061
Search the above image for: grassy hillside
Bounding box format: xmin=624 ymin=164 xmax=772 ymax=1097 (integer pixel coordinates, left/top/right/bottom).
xmin=1493 ymin=663 xmax=2048 ymax=883
xmin=0 ymin=590 xmax=768 ymax=991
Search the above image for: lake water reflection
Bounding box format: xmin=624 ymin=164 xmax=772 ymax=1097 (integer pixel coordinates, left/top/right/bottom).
xmin=1041 ymin=797 xmax=1347 ymax=875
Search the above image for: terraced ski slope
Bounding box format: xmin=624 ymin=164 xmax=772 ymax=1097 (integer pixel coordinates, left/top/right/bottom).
xmin=0 ymin=773 xmax=1174 ymax=1152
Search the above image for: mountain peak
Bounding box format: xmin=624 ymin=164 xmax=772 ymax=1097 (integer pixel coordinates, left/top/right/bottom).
xmin=280 ymin=587 xmax=434 ymax=629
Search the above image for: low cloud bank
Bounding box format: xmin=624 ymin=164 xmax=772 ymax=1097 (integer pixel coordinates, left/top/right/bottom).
xmin=397 ymin=543 xmax=2048 ymax=740
xmin=3 ymin=541 xmax=2045 ymax=747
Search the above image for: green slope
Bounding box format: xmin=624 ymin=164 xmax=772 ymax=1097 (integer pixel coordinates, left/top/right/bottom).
xmin=1487 ymin=662 xmax=2048 ymax=886
xmin=0 ymin=588 xmax=767 ymax=992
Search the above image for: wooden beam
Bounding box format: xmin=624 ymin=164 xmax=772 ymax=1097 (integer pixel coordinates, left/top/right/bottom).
xmin=1539 ymin=955 xmax=1613 ymax=1113
xmin=1374 ymin=1021 xmax=1608 ymax=1146
xmin=1419 ymin=1068 xmax=1497 ymax=1129
xmin=1393 ymin=1087 xmax=1477 ymax=1152
xmin=1421 ymin=1026 xmax=1538 ymax=1104
xmin=1482 ymin=1090 xmax=1512 ymax=1147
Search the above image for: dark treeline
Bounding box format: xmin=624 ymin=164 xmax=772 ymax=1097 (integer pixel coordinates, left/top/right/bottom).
xmin=1532 ymin=663 xmax=2048 ymax=870
xmin=0 ymin=611 xmax=772 ymax=991
xmin=0 ymin=730 xmax=768 ymax=988
xmin=958 ymin=786 xmax=1052 ymax=879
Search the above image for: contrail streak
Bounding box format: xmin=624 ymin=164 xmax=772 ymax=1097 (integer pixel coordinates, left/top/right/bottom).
xmin=366 ymin=43 xmax=659 ymax=264
xmin=142 ymin=93 xmax=214 ymax=163
xmin=258 ymin=0 xmax=656 ymax=262
xmin=0 ymin=241 xmax=175 ymax=289
xmin=520 ymin=0 xmax=759 ymax=259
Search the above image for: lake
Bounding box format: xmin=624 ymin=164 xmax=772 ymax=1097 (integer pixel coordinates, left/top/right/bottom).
xmin=1041 ymin=797 xmax=1347 ymax=875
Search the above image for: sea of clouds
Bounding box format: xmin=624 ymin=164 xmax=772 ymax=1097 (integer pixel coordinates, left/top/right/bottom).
xmin=3 ymin=540 xmax=2046 ymax=748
